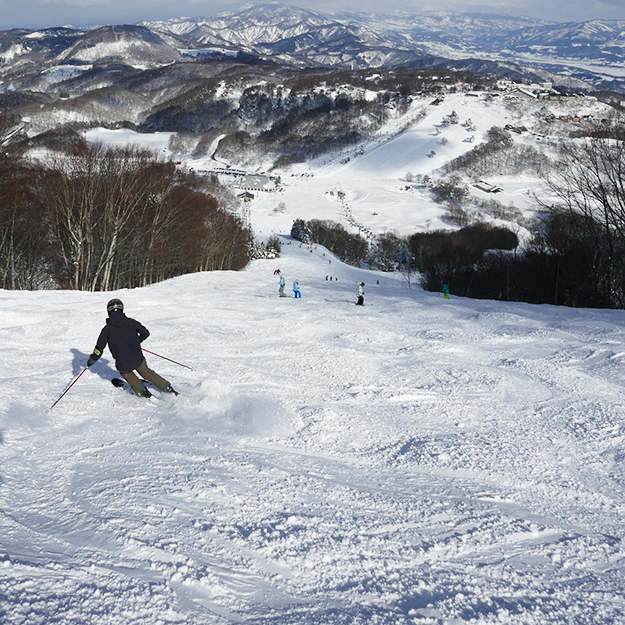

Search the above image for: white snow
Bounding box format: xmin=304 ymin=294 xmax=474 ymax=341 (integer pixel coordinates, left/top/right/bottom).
xmin=5 ymin=91 xmax=624 ymax=623
xmin=0 ymin=43 xmax=30 ymax=62
xmin=84 ymin=128 xmax=176 ymax=153
xmin=180 ymin=48 xmax=239 ymax=58
xmin=40 ymin=64 xmax=93 ymax=85
xmin=2 ymin=242 xmax=625 ymax=623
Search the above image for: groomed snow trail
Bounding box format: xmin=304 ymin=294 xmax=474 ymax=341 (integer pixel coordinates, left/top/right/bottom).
xmin=2 ymin=241 xmax=625 ymax=624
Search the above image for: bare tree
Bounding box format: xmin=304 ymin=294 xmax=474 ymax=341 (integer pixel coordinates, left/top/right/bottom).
xmin=43 ymin=143 xmax=250 ymax=291
xmin=538 ymin=112 xmax=625 ymax=306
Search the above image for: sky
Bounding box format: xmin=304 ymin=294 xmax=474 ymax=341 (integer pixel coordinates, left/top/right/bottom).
xmin=0 ymin=0 xmax=623 ymax=31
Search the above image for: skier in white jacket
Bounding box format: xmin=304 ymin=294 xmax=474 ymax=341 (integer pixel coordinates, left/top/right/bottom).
xmin=357 ymin=282 xmax=365 ymax=306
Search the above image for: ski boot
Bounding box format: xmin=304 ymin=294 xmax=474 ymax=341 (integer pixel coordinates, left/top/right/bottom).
xmin=162 ymin=384 xmax=179 ymax=396
xmin=137 ymin=382 xmax=152 ymax=399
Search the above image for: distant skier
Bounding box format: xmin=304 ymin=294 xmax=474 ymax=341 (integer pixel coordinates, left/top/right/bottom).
xmin=441 ymin=283 xmax=450 ymax=300
xmin=357 ymin=282 xmax=365 ymax=306
xmin=279 ymin=275 xmax=286 ymax=297
xmin=293 ymin=279 xmax=302 ymax=298
xmin=87 ymin=299 xmax=178 ymax=398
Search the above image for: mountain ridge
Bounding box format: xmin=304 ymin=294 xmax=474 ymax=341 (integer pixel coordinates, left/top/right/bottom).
xmin=140 ymin=4 xmax=625 ymax=90
xmin=1 ymin=4 xmax=624 ymax=95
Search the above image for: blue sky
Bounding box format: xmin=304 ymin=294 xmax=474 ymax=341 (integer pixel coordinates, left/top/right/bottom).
xmin=0 ymin=0 xmax=623 ymax=31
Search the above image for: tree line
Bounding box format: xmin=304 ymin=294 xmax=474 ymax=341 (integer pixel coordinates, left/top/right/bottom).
xmin=0 ymin=130 xmax=249 ymax=291
xmin=291 ymin=219 xmax=368 ymax=265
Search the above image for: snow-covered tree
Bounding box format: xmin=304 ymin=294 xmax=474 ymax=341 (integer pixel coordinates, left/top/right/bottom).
xmin=291 ymin=219 xmax=312 ymax=243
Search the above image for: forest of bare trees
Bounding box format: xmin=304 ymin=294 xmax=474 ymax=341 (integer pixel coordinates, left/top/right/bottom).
xmin=533 ymin=113 xmax=625 ymax=307
xmin=290 ymin=218 xmax=369 ymax=266
xmin=443 ymin=125 xmax=551 ymax=178
xmin=0 ymin=123 xmax=250 ymax=291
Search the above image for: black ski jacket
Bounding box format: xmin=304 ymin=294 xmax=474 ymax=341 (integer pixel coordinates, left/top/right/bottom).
xmin=91 ymin=311 xmax=149 ymax=373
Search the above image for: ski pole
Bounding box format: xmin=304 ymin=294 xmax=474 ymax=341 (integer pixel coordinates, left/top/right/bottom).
xmin=142 ymin=348 xmax=194 ymax=371
xmin=50 ymin=366 xmax=89 ymax=410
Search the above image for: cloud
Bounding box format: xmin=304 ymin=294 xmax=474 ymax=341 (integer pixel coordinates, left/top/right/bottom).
xmin=40 ymin=0 xmax=103 ymax=5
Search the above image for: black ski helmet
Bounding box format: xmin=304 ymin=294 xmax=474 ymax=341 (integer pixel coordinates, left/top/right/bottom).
xmin=107 ymin=298 xmax=124 ymax=314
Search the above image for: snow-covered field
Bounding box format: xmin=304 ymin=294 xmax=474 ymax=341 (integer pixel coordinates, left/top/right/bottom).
xmin=84 ymin=128 xmax=176 ymax=153
xmin=2 ymin=241 xmax=625 ymax=624
xmin=3 ymin=91 xmax=625 ymax=624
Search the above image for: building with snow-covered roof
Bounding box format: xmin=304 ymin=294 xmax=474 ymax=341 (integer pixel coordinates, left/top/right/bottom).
xmin=235 ymin=174 xmax=276 ymax=192
xmin=237 ymin=191 xmax=255 ymax=202
xmin=504 ymin=87 xmax=538 ymax=100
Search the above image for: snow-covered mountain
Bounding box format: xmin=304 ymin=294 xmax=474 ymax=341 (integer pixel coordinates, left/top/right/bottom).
xmin=144 ymin=4 xmax=625 ymax=88
xmin=1 ymin=3 xmax=624 ymax=98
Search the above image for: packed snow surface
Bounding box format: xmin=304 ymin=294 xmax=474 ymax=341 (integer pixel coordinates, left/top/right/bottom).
xmin=2 ymin=240 xmax=625 ymax=624
xmin=84 ymin=128 xmax=176 ymax=153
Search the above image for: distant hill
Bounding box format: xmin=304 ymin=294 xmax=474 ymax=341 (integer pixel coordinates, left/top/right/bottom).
xmin=0 ymin=4 xmax=623 ymax=96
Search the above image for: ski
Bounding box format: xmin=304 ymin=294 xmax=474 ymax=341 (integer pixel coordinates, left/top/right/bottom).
xmin=111 ymin=378 xmax=180 ymax=405
xmin=140 ymin=378 xmax=183 ymax=397
xmin=111 ymin=377 xmax=158 ymax=401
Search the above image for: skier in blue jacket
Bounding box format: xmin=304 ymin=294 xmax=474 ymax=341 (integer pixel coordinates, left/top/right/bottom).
xmin=293 ymin=279 xmax=301 ymax=298
xmin=87 ymin=299 xmax=178 ymax=398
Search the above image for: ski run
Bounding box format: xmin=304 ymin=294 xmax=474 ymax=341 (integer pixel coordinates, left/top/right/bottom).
xmin=3 ymin=241 xmax=625 ymax=624
xmin=2 ymin=91 xmax=625 ymax=624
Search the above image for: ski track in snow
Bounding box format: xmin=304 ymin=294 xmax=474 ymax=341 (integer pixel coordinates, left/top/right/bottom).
xmin=2 ymin=242 xmax=625 ymax=624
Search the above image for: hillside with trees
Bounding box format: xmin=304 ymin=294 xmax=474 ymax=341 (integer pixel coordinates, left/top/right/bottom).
xmin=0 ymin=120 xmax=249 ymax=290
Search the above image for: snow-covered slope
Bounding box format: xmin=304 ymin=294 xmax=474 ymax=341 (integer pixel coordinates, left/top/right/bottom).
xmin=3 ymin=76 xmax=623 ymax=625
xmin=57 ymin=25 xmax=185 ymax=67
xmin=2 ymin=238 xmax=625 ymax=623
xmin=167 ymin=90 xmax=609 ymax=239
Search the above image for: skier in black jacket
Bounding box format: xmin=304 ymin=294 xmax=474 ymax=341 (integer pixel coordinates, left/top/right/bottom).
xmin=87 ymin=299 xmax=178 ymax=398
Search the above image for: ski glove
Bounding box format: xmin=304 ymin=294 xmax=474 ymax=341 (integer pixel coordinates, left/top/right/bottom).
xmin=87 ymin=348 xmax=102 ymax=367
